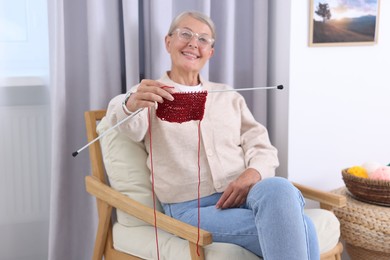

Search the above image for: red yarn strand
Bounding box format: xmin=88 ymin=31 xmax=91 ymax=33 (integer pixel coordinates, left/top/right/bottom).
xmin=148 ymin=107 xmax=160 ymax=260
xmin=196 ymin=121 xmax=201 ymax=256
xmin=150 ymin=91 xmax=207 ymax=258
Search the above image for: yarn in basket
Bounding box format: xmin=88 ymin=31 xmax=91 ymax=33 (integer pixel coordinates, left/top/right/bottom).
xmin=370 ymin=166 xmax=390 ymax=181
xmin=361 ymin=161 xmax=382 ymax=177
xmin=347 ymin=166 xmax=368 ymax=178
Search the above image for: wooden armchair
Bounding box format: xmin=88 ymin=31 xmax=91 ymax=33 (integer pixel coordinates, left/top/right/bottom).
xmin=84 ymin=110 xmax=346 ymax=260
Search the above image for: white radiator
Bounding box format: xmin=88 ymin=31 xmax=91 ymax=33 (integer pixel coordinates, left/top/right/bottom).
xmin=0 ymin=106 xmax=50 ymax=223
xmin=0 ymin=78 xmax=50 ymax=259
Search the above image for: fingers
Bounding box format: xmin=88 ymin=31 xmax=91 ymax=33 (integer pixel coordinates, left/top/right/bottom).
xmin=216 ymin=189 xmax=230 ymax=209
xmin=139 ymin=80 xmax=175 ymax=101
xmin=216 ymin=170 xmax=259 ymax=209
xmin=126 ymin=80 xmax=175 ymax=111
xmin=138 ymin=79 xmax=175 ymax=100
xmin=216 ymin=186 xmax=246 ymax=209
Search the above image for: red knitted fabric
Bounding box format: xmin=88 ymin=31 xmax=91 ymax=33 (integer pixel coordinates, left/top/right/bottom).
xmin=156 ymin=91 xmax=208 ymax=123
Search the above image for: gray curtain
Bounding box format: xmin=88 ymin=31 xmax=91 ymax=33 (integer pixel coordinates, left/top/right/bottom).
xmin=47 ymin=0 xmax=268 ymax=259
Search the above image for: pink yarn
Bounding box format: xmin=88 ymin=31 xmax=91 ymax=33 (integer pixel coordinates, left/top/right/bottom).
xmin=369 ymin=166 xmax=390 ymax=181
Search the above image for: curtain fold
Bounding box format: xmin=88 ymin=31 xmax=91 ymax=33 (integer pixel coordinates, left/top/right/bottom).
xmin=48 ymin=0 xmax=96 ymax=258
xmin=48 ymin=0 xmax=129 ymax=259
xmin=122 ymin=0 xmax=141 ymax=87
xmin=48 ymin=1 xmax=268 ymax=259
xmin=86 ymin=0 xmax=124 ymax=106
xmin=252 ymin=0 xmax=269 ymax=121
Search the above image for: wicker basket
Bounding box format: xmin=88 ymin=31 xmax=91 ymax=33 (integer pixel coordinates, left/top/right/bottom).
xmin=346 ymin=243 xmax=390 ymax=260
xmin=332 ymin=188 xmax=390 ymax=259
xmin=342 ymin=168 xmax=390 ymax=206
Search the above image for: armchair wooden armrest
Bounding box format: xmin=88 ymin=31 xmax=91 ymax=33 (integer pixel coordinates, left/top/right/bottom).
xmin=292 ymin=182 xmax=346 ymax=210
xmin=85 ymin=175 xmax=212 ymax=259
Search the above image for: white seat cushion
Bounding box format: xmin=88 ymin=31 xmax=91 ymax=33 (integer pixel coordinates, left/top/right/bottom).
xmin=97 ymin=117 xmax=340 ymax=259
xmin=305 ymin=208 xmax=340 ymax=253
xmin=113 ymin=225 xmax=260 ymax=260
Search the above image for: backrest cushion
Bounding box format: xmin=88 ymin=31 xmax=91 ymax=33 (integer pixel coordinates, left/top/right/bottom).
xmin=97 ymin=117 xmax=162 ymax=227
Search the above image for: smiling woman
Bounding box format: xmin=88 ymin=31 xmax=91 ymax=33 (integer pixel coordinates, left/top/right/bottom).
xmin=47 ymin=1 xmax=273 ymax=258
xmin=104 ymin=10 xmax=320 ymax=260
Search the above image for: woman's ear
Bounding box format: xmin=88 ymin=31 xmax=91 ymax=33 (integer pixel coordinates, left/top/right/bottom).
xmin=165 ymin=35 xmax=171 ymax=53
xmin=208 ymin=47 xmax=215 ymax=59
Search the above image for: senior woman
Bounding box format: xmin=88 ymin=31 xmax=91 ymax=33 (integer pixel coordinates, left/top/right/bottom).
xmin=106 ymin=11 xmax=320 ymax=260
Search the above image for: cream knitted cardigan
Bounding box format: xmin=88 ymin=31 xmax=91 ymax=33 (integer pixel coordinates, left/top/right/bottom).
xmin=106 ymin=72 xmax=279 ymax=203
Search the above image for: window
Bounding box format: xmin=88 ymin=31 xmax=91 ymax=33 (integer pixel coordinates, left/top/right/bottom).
xmin=0 ymin=0 xmax=49 ymax=78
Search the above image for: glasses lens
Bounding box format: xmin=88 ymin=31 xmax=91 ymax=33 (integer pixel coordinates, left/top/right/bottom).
xmin=178 ymin=29 xmax=193 ymax=41
xmin=198 ymin=35 xmax=212 ymax=45
xmin=176 ymin=29 xmax=213 ymax=47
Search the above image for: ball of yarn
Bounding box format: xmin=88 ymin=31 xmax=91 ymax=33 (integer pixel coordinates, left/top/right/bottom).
xmin=370 ymin=166 xmax=390 ymax=181
xmin=347 ymin=166 xmax=368 ymax=178
xmin=361 ymin=161 xmax=382 ymax=177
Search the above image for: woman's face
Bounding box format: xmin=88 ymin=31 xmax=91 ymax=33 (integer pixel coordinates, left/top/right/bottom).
xmin=165 ymin=16 xmax=214 ymax=75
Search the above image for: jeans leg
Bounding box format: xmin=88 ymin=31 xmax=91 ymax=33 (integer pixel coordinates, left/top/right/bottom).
xmin=246 ymin=177 xmax=320 ymax=260
xmin=162 ymin=177 xmax=320 ymax=260
xmin=162 ymin=193 xmax=263 ymax=256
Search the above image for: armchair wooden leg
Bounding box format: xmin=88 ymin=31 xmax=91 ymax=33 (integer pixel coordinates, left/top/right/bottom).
xmin=320 ymin=242 xmax=343 ymax=260
xmin=189 ymin=242 xmax=205 ymax=260
xmin=92 ymin=199 xmax=113 ymax=260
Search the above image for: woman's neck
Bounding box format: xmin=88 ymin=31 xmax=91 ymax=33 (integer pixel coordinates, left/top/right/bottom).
xmin=168 ymin=70 xmax=200 ymax=86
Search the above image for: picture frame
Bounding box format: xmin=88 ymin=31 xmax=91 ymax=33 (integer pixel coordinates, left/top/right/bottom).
xmin=309 ymin=0 xmax=380 ymax=46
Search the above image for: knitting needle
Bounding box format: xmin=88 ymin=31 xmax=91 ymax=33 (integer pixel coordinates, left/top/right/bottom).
xmin=72 ymin=85 xmax=283 ymax=157
xmin=72 ymin=108 xmax=144 ymax=157
xmin=209 ymin=85 xmax=283 ymax=93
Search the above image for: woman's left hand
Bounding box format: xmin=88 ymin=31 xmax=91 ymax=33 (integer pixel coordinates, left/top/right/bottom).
xmin=216 ymin=168 xmax=262 ymax=209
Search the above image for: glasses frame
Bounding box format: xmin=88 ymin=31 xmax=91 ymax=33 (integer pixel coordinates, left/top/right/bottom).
xmin=172 ymin=28 xmax=215 ymax=49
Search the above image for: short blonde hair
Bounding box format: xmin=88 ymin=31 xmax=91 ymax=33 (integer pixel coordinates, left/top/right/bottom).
xmin=167 ymin=11 xmax=216 ymax=47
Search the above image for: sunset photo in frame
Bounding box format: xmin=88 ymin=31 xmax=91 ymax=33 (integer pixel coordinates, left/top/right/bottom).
xmin=309 ymin=0 xmax=380 ymax=46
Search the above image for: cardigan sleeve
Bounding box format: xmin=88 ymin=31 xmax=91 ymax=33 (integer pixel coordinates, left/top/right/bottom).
xmin=239 ymin=97 xmax=279 ymax=179
xmin=105 ymin=92 xmax=149 ymax=142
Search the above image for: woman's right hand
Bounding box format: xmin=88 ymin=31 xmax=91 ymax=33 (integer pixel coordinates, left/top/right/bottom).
xmin=125 ymin=79 xmax=175 ymax=113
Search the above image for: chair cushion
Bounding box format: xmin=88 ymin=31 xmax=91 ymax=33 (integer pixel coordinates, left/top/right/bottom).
xmin=97 ymin=117 xmax=163 ymax=227
xmin=97 ymin=117 xmax=340 ymax=259
xmin=305 ymin=208 xmax=340 ymax=253
xmin=112 ymin=209 xmax=340 ymax=259
xmin=113 ymin=224 xmax=260 ymax=260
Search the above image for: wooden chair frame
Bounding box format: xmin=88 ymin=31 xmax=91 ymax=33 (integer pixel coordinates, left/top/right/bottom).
xmin=84 ymin=110 xmax=346 ymax=260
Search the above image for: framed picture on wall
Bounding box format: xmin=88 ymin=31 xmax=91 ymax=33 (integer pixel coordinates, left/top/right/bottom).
xmin=309 ymin=0 xmax=380 ymax=46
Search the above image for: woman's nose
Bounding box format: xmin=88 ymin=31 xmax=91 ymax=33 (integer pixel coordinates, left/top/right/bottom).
xmin=187 ymin=37 xmax=198 ymax=48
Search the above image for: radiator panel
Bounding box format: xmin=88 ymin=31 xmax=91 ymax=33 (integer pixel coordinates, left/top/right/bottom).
xmin=0 ymin=105 xmax=50 ymax=223
xmin=0 ymin=103 xmax=50 ymax=260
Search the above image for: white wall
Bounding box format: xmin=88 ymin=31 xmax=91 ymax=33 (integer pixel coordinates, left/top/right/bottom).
xmin=269 ymin=1 xmax=390 ymax=192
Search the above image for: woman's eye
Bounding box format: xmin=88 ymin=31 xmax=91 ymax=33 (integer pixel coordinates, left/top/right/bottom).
xmin=198 ymin=37 xmax=209 ymax=44
xmin=181 ymin=31 xmax=192 ymax=39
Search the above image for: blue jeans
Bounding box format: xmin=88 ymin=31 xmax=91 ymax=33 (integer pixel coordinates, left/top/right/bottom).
xmin=162 ymin=177 xmax=320 ymax=260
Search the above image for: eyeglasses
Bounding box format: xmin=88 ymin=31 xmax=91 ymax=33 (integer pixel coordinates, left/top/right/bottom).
xmin=172 ymin=28 xmax=214 ymax=48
